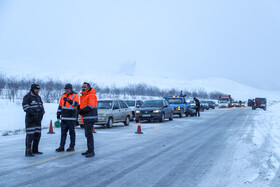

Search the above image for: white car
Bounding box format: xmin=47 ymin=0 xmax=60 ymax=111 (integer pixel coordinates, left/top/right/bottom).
xmin=124 ymin=100 xmax=143 ymax=120
xmin=219 ymin=100 xmax=229 ymax=108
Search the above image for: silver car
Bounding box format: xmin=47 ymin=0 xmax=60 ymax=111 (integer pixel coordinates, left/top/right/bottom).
xmin=124 ymin=100 xmax=143 ymax=120
xmin=96 ymin=99 xmax=133 ymax=128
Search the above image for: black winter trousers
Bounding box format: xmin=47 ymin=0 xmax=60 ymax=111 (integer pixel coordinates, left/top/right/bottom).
xmin=84 ymin=121 xmax=95 ymax=153
xmin=60 ymin=120 xmax=76 ymax=148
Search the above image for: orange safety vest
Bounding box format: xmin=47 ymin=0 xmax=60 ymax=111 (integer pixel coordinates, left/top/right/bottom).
xmin=57 ymin=92 xmax=79 ymax=121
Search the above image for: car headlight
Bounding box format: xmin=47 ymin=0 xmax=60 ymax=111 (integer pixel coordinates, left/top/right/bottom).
xmin=102 ymin=114 xmax=107 ymax=117
xmin=153 ymin=110 xmax=161 ymax=113
xmin=136 ymin=110 xmax=141 ymax=114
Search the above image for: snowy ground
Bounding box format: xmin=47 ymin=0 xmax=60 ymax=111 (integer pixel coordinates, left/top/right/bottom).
xmin=1 ymin=104 xmax=280 ymax=186
xmin=0 ymin=99 xmax=58 ymax=136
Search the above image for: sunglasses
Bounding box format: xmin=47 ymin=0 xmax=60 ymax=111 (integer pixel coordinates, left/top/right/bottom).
xmin=82 ymin=86 xmax=88 ymax=89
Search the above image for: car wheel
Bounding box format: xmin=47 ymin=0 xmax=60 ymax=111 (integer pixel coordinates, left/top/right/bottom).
xmin=169 ymin=113 xmax=173 ymax=121
xmin=124 ymin=116 xmax=130 ymax=126
xmin=185 ymin=113 xmax=189 ymax=117
xmin=106 ymin=117 xmax=113 ymax=128
xmin=159 ymin=113 xmax=165 ymax=122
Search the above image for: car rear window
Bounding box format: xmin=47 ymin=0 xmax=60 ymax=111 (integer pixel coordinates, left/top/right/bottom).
xmin=141 ymin=100 xmax=163 ymax=108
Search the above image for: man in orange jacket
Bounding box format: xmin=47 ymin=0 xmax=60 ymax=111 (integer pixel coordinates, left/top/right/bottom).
xmin=79 ymin=82 xmax=98 ymax=158
xmin=56 ymin=83 xmax=79 ymax=152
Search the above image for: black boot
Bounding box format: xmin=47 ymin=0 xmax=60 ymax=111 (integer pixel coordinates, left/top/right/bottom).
xmin=85 ymin=151 xmax=95 ymax=158
xmin=25 ymin=150 xmax=35 ymax=157
xmin=25 ymin=134 xmax=34 ymax=157
xmin=66 ymin=147 xmax=75 ymax=152
xmin=32 ymin=133 xmax=43 ymax=154
xmin=81 ymin=150 xmax=89 ymax=155
xmin=56 ymin=146 xmax=64 ymax=152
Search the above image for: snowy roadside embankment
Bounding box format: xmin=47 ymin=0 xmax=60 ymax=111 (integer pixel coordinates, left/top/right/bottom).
xmin=0 ymin=99 xmax=58 ymax=136
xmin=251 ymin=101 xmax=280 ymax=185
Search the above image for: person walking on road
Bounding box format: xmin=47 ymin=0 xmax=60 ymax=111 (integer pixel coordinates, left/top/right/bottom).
xmin=79 ymin=82 xmax=98 ymax=158
xmin=56 ymin=84 xmax=79 ymax=152
xmin=193 ymin=97 xmax=200 ymax=117
xmin=22 ymin=84 xmax=45 ymax=157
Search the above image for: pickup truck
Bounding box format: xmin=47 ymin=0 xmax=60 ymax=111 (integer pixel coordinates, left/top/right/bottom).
xmin=164 ymin=96 xmax=196 ymax=117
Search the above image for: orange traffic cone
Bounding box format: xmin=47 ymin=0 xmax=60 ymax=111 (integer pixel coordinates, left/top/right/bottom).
xmin=93 ymin=125 xmax=96 ymax=133
xmin=47 ymin=120 xmax=55 ymax=134
xmin=135 ymin=119 xmax=143 ymax=134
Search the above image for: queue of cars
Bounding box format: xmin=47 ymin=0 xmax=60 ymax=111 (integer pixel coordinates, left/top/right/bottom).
xmin=78 ymin=97 xmax=217 ymax=128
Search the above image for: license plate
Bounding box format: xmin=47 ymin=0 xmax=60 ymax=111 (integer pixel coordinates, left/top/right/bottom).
xmin=142 ymin=114 xmax=151 ymax=117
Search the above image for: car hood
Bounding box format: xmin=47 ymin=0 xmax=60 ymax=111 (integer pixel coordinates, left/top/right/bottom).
xmin=97 ymin=109 xmax=112 ymax=115
xmin=138 ymin=107 xmax=162 ymax=111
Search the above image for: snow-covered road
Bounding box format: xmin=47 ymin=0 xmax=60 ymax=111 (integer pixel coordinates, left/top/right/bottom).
xmin=0 ymin=106 xmax=280 ymax=187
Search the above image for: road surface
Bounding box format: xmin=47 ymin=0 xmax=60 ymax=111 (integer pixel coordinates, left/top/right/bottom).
xmin=0 ymin=107 xmax=277 ymax=187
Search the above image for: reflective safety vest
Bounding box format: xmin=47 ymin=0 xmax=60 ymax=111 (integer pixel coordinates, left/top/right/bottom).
xmin=57 ymin=92 xmax=79 ymax=121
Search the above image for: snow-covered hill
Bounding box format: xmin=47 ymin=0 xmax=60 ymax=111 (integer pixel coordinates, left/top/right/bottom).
xmin=28 ymin=73 xmax=280 ymax=100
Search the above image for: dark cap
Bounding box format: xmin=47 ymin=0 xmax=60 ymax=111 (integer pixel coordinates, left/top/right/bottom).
xmin=64 ymin=83 xmax=73 ymax=90
xmin=31 ymin=84 xmax=40 ymax=90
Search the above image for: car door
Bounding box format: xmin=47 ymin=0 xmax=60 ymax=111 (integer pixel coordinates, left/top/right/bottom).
xmin=162 ymin=100 xmax=168 ymax=118
xmin=164 ymin=100 xmax=172 ymax=118
xmin=112 ymin=101 xmax=121 ymax=122
xmin=119 ymin=100 xmax=130 ymax=121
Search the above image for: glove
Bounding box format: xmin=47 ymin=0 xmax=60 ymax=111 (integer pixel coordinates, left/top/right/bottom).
xmin=57 ymin=112 xmax=61 ymax=120
xmin=79 ymin=110 xmax=85 ymax=115
xmin=63 ymin=97 xmax=73 ymax=105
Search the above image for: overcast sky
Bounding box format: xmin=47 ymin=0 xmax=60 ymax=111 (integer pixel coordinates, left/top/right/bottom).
xmin=0 ymin=0 xmax=280 ymax=91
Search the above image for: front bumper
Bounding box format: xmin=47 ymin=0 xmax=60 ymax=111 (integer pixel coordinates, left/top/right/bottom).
xmin=95 ymin=116 xmax=108 ymax=125
xmin=136 ymin=113 xmax=162 ymax=121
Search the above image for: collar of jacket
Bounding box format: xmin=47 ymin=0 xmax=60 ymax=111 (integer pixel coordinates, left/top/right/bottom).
xmin=81 ymin=87 xmax=95 ymax=95
xmin=64 ymin=91 xmax=75 ymax=95
xmin=30 ymin=91 xmax=37 ymax=96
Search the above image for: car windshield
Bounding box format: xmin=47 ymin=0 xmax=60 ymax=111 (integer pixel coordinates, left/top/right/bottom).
xmin=165 ymin=98 xmax=183 ymax=104
xmin=97 ymin=101 xmax=113 ymax=109
xmin=124 ymin=100 xmax=135 ymax=107
xmin=220 ymin=101 xmax=228 ymax=103
xmin=189 ymin=100 xmax=195 ymax=104
xmin=141 ymin=100 xmax=163 ymax=108
xmin=233 ymin=101 xmax=238 ymax=103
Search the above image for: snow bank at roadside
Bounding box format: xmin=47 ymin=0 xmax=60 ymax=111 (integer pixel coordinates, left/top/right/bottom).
xmin=0 ymin=99 xmax=57 ymax=136
xmin=251 ymin=101 xmax=280 ymax=185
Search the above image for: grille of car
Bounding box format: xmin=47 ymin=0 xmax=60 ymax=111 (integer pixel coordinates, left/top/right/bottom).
xmin=142 ymin=110 xmax=154 ymax=114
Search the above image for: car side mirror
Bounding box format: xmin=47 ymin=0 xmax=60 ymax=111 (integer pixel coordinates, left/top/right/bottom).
xmin=136 ymin=105 xmax=140 ymax=108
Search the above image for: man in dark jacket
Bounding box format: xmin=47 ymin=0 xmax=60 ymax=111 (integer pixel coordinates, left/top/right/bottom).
xmin=22 ymin=84 xmax=45 ymax=157
xmin=193 ymin=97 xmax=200 ymax=117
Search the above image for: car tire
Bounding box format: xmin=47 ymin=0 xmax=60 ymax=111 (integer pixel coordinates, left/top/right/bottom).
xmin=106 ymin=117 xmax=113 ymax=128
xmin=124 ymin=116 xmax=130 ymax=126
xmin=159 ymin=113 xmax=165 ymax=122
xmin=169 ymin=113 xmax=173 ymax=121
